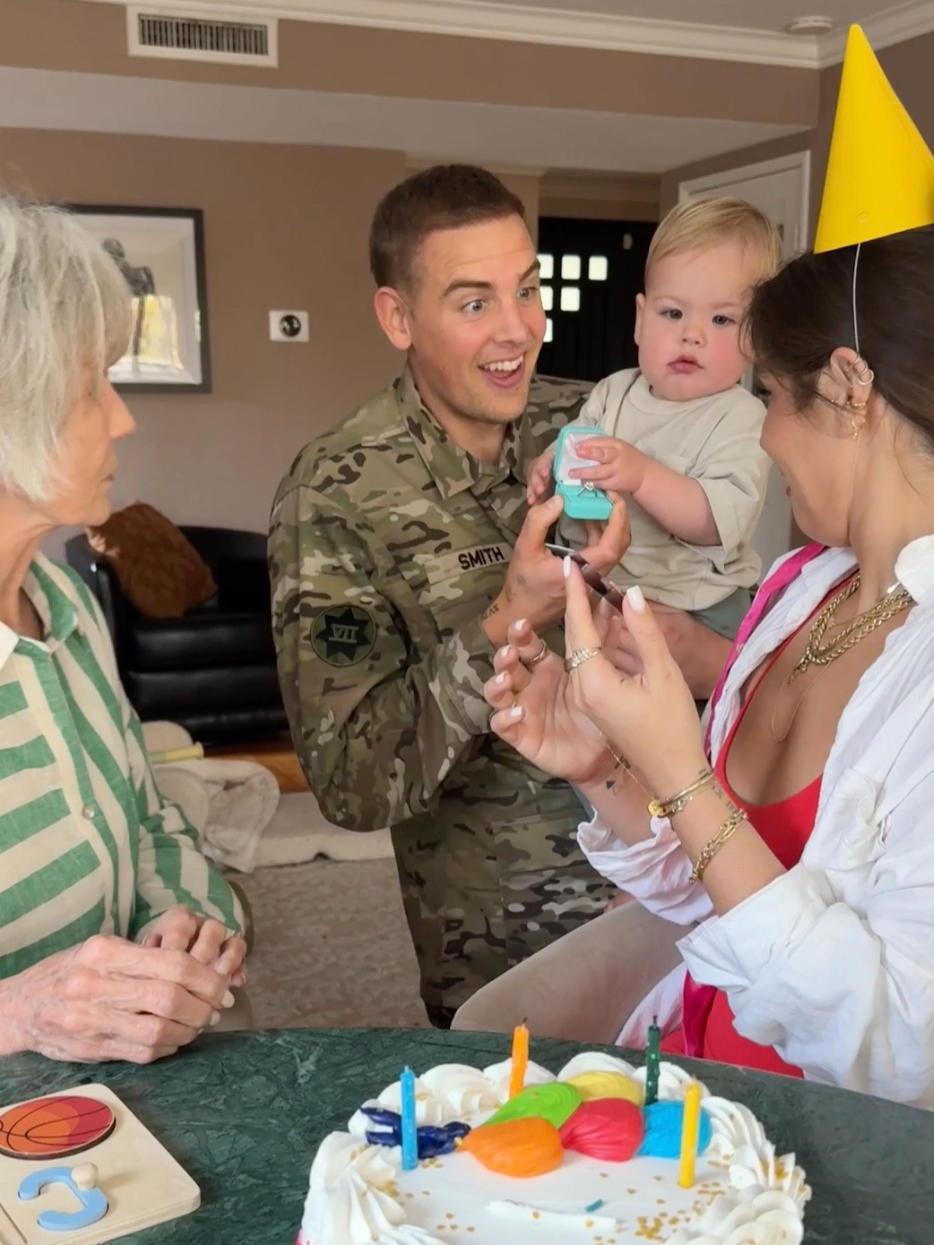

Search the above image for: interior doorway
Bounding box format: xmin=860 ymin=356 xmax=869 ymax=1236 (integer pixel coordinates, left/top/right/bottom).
xmin=535 ymin=217 xmax=656 ymax=383
xmin=679 ymin=151 xmax=811 ymax=572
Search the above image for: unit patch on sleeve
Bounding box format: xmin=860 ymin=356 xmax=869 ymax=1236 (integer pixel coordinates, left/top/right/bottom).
xmin=311 ymin=604 xmax=377 ymax=666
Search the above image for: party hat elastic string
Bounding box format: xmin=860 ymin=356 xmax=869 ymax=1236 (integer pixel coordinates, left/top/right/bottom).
xmin=851 ymin=242 xmax=862 ymax=355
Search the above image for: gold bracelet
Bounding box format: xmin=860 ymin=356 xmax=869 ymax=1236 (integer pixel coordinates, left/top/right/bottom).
xmin=648 ymin=768 xmax=717 ymax=819
xmin=689 ymin=807 xmax=748 ymax=884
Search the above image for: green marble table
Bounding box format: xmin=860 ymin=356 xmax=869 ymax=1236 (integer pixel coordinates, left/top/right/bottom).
xmin=0 ymin=1028 xmax=930 ymax=1244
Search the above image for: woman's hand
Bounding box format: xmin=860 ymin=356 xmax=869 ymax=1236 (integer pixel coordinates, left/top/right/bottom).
xmin=0 ymin=934 xmax=233 ymax=1064
xmin=143 ymin=906 xmax=247 ymax=988
xmin=484 ymin=617 xmax=618 ymax=786
xmin=561 ymin=559 xmax=708 ymax=798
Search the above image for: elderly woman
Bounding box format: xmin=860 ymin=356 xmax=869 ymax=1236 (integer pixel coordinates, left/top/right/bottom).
xmin=0 ymin=195 xmax=245 ymax=1064
xmin=485 ymin=219 xmax=934 ymax=1109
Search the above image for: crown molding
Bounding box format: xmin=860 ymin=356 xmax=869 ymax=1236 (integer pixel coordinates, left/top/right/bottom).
xmin=817 ymin=1 xmax=934 ymax=66
xmin=61 ymin=0 xmax=934 ymax=69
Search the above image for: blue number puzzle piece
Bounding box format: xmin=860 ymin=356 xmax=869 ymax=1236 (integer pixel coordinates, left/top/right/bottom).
xmin=18 ymin=1165 xmax=109 ymax=1232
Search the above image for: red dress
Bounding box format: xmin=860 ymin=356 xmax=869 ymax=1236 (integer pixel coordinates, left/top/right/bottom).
xmin=660 ymin=588 xmax=842 ymax=1077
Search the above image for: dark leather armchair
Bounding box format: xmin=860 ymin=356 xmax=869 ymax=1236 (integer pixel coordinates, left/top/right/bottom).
xmin=66 ymin=527 xmax=288 ymax=744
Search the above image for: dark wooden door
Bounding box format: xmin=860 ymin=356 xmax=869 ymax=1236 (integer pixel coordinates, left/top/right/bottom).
xmin=536 ymin=217 xmax=656 ymax=382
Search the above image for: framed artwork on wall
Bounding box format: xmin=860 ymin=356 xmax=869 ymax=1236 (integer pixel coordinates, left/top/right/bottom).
xmin=70 ymin=205 xmax=211 ymax=393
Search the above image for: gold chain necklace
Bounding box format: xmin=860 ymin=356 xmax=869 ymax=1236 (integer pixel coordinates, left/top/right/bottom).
xmin=769 ymin=573 xmax=913 ymax=742
xmin=789 ymin=572 xmax=913 ymax=682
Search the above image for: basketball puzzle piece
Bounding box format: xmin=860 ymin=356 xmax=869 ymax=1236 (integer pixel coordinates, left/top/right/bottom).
xmin=0 ymin=1095 xmax=116 ymax=1160
xmin=18 ymin=1163 xmax=109 ymax=1232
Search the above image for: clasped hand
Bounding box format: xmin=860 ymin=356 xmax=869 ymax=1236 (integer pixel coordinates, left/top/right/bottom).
xmin=6 ymin=906 xmax=246 ymax=1064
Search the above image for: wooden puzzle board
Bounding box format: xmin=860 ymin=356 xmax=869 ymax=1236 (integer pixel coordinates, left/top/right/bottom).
xmin=0 ymin=1085 xmax=199 ymax=1245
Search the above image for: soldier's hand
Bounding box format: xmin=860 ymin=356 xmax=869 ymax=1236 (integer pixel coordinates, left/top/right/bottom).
xmin=526 ymin=448 xmax=556 ymax=505
xmin=480 ymin=494 xmax=629 ymax=647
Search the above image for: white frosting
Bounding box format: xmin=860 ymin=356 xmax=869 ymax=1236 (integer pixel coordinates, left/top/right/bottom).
xmin=299 ymin=1055 xmax=810 ymax=1245
xmin=489 ymin=1199 xmax=621 ymax=1232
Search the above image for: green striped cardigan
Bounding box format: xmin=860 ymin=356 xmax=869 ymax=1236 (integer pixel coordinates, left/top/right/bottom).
xmin=0 ymin=554 xmax=241 ymax=979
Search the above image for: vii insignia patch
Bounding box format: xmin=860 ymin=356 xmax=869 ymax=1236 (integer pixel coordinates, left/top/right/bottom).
xmin=311 ymin=604 xmax=376 ymax=666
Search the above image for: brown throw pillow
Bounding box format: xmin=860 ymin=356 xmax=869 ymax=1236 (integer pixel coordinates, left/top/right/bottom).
xmin=87 ymin=503 xmax=217 ymax=619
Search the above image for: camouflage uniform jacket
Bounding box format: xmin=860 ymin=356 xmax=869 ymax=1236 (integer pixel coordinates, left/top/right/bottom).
xmin=268 ymin=367 xmax=615 ymax=1022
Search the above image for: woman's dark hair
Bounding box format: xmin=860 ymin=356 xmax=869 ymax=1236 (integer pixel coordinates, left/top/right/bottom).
xmin=369 ymin=164 xmax=525 ymax=292
xmin=748 ymin=224 xmax=934 ymax=450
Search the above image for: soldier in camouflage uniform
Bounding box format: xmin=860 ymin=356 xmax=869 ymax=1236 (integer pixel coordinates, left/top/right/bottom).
xmin=269 ymin=165 xmax=629 ymax=1026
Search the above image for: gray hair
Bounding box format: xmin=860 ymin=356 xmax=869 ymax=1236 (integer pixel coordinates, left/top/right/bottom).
xmin=0 ymin=195 xmax=132 ymax=502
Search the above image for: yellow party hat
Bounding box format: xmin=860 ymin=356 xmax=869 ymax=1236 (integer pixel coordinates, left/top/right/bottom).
xmin=814 ymin=24 xmax=934 ymax=253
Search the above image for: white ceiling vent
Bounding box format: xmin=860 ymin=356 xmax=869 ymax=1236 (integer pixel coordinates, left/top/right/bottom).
xmin=127 ymin=6 xmax=278 ymax=68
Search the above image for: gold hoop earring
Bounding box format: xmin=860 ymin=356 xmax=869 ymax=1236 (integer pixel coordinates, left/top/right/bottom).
xmin=847 ymin=397 xmax=869 ymax=411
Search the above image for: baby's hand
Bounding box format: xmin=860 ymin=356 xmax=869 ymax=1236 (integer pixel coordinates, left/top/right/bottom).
xmin=526 ymin=448 xmax=557 ymax=505
xmin=569 ymin=436 xmax=647 ymax=495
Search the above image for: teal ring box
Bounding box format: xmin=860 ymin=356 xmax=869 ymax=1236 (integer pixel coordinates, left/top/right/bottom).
xmin=553 ymin=423 xmax=614 ymax=520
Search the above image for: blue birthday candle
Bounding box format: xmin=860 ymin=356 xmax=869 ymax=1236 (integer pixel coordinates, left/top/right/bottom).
xmin=400 ymin=1066 xmax=418 ymax=1171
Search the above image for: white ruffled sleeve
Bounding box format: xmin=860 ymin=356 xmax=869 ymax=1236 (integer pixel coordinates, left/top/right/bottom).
xmin=578 ymin=814 xmax=714 ymax=925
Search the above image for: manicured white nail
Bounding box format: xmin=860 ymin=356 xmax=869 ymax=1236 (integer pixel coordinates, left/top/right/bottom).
xmin=627 ymin=586 xmax=646 ymax=612
xmin=494 ymin=672 xmax=508 ymax=686
xmin=496 ymin=646 xmax=511 ymax=661
xmin=222 ymin=989 xmax=235 ymax=1009
xmin=513 ymin=619 xmax=527 ymax=633
xmin=508 ymin=706 xmax=523 ymax=720
xmin=563 ymin=556 xmax=571 ymax=579
xmin=210 ymin=1011 xmax=221 ymax=1026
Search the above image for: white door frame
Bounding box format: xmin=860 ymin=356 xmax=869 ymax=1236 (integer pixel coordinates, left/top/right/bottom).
xmin=678 ymin=150 xmax=811 ymax=253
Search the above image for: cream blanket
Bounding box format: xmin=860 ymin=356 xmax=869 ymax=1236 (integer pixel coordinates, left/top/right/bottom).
xmin=143 ymin=722 xmax=393 ymax=873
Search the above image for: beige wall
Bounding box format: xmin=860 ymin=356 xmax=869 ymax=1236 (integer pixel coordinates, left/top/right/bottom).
xmin=1 ymin=129 xmax=404 ymax=555
xmin=0 ymin=0 xmax=817 ymax=128
xmin=660 ymin=31 xmax=934 ymax=232
xmin=540 ymin=172 xmax=660 ymax=222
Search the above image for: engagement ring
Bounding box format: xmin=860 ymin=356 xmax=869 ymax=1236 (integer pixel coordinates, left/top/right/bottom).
xmin=525 ymin=639 xmax=548 ymax=667
xmin=564 ymin=646 xmax=602 ymax=674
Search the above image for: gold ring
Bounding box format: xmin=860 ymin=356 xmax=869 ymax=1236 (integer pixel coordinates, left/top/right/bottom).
xmin=564 ymin=646 xmax=602 ymax=674
xmin=526 ymin=638 xmax=548 ymax=667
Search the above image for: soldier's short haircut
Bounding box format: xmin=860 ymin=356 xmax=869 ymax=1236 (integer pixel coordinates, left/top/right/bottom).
xmin=369 ymin=164 xmax=526 ymax=291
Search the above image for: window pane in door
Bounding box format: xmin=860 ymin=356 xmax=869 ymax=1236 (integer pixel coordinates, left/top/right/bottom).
xmin=540 ymin=285 xmax=553 ymax=311
xmin=560 ymin=286 xmax=581 ymax=312
xmin=538 ymin=253 xmax=554 ymax=279
xmin=561 ymin=254 xmax=581 ymax=281
xmin=588 ymin=256 xmax=609 ymax=281
xmin=544 ymin=317 xmax=554 ymax=343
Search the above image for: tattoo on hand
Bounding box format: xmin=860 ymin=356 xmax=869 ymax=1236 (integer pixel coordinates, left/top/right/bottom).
xmin=482 ymin=600 xmax=500 ymax=620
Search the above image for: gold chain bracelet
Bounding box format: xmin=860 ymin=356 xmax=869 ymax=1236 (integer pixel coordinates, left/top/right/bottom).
xmin=689 ymin=807 xmax=749 ymax=884
xmin=648 ymin=768 xmax=717 ymax=819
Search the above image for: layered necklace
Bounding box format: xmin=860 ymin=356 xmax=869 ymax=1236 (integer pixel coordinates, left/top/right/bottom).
xmin=770 ymin=572 xmax=914 ymax=742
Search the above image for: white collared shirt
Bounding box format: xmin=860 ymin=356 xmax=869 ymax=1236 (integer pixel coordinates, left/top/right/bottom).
xmin=580 ymin=536 xmax=934 ymax=1108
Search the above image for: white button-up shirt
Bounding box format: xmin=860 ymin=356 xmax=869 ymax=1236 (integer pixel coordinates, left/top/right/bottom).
xmin=580 ymin=537 xmax=934 ymax=1108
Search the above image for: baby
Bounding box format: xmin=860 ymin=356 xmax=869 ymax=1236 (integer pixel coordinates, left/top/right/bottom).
xmin=528 ymin=197 xmax=781 ymax=640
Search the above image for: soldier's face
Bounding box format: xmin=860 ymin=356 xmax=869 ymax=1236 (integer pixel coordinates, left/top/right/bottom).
xmin=401 ymin=215 xmax=545 ymax=428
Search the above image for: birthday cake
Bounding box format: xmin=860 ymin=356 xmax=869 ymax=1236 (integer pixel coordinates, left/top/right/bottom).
xmin=297 ymin=1051 xmax=810 ymax=1245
